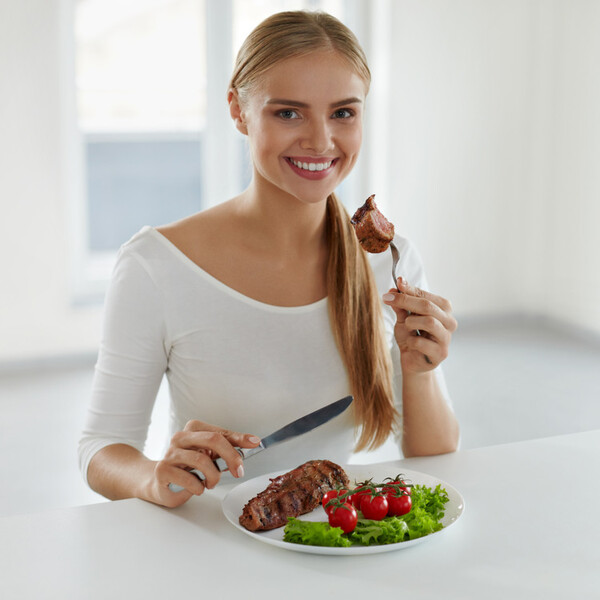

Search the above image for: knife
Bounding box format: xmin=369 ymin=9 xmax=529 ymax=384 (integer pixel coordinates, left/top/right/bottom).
xmin=168 ymin=395 xmax=353 ymax=492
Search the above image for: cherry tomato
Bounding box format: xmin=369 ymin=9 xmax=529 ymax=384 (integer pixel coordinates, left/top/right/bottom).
xmin=360 ymin=494 xmax=389 ymax=520
xmin=387 ymin=492 xmax=412 ymax=516
xmin=350 ymin=486 xmax=371 ymax=509
xmin=322 ymin=489 xmax=348 ymax=515
xmin=382 ymin=479 xmax=411 ymax=496
xmin=328 ymin=502 xmax=358 ymax=533
xmin=322 ymin=490 xmax=338 ymax=512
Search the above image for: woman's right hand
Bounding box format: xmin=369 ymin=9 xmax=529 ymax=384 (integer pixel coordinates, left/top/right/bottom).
xmin=149 ymin=420 xmax=262 ymax=508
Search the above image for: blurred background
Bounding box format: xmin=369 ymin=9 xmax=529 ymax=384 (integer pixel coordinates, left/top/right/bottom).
xmin=1 ymin=0 xmax=599 ymax=516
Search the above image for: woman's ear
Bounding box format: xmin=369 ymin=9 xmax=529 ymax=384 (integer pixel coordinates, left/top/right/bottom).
xmin=228 ymin=89 xmax=248 ymax=135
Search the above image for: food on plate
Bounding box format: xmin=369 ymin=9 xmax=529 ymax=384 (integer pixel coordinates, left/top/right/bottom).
xmin=328 ymin=502 xmax=358 ymax=534
xmin=283 ymin=479 xmax=450 ymax=547
xmin=283 ymin=518 xmax=353 ymax=548
xmin=350 ymin=194 xmax=395 ymax=253
xmin=322 ymin=475 xmax=413 ymax=529
xmin=321 ymin=488 xmax=349 ymax=515
xmin=386 ymin=490 xmax=412 ymax=517
xmin=383 ymin=476 xmax=413 ymax=516
xmin=359 ymin=493 xmax=389 ymax=520
xmin=239 ymin=459 xmax=350 ymax=532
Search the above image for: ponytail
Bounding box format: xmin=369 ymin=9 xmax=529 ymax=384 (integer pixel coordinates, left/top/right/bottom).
xmin=325 ymin=194 xmax=396 ymax=451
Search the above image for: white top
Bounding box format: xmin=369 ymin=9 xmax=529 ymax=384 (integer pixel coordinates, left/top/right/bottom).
xmin=79 ymin=226 xmax=450 ymax=481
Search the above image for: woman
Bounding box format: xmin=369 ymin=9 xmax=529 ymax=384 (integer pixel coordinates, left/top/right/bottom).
xmin=79 ymin=10 xmax=459 ymax=509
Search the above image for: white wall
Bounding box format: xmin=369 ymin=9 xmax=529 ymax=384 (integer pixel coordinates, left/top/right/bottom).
xmin=544 ymin=1 xmax=600 ymax=332
xmin=382 ymin=0 xmax=536 ymax=316
xmin=1 ymin=0 xmax=599 ymax=365
xmin=379 ymin=0 xmax=538 ymax=314
xmin=0 ymin=0 xmax=103 ymax=363
xmin=377 ymin=0 xmax=600 ymax=334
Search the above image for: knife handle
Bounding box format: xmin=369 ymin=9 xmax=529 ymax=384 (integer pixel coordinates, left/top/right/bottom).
xmin=237 ymin=442 xmax=265 ymax=460
xmin=167 ymin=459 xmax=225 ymax=493
xmin=167 ymin=444 xmax=264 ymax=493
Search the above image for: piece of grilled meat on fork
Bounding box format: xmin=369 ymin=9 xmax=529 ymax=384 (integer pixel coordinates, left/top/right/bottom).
xmin=350 ymin=194 xmax=395 ymax=253
xmin=239 ymin=459 xmax=350 ymax=531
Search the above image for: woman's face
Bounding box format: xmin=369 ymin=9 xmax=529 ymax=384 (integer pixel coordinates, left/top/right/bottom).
xmin=232 ymin=50 xmax=367 ymax=206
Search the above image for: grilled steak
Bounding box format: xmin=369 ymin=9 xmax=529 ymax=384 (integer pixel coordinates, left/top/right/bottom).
xmin=239 ymin=459 xmax=350 ymax=531
xmin=351 ymin=194 xmax=395 ymax=253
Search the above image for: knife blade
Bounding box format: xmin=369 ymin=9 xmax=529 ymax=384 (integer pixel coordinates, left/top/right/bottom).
xmin=168 ymin=395 xmax=352 ymax=492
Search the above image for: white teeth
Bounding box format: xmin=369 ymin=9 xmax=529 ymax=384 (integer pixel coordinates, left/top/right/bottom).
xmin=291 ymin=159 xmax=333 ymax=171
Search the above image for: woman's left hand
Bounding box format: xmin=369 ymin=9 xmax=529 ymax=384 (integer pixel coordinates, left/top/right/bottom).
xmin=383 ymin=277 xmax=457 ymax=373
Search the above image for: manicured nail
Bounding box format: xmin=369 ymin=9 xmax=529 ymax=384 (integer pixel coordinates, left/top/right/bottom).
xmin=236 ymin=464 xmax=245 ymax=478
xmin=248 ymin=436 xmax=261 ymax=444
xmin=382 ymin=293 xmax=395 ymax=302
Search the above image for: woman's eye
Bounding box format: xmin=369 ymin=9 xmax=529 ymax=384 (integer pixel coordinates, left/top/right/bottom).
xmin=278 ymin=109 xmax=299 ymax=120
xmin=333 ymin=108 xmax=354 ymax=119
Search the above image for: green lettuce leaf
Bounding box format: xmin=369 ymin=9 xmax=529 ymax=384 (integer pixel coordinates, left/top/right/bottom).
xmin=349 ymin=517 xmax=410 ymax=545
xmin=283 ymin=518 xmax=352 ymax=547
xmin=401 ymin=507 xmax=443 ymax=539
xmin=410 ymin=483 xmax=449 ymax=521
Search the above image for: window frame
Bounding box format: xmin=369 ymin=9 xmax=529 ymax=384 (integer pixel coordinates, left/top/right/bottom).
xmin=64 ymin=0 xmax=373 ymax=304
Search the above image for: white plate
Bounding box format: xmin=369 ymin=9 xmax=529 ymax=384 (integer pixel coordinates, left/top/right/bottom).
xmin=221 ymin=464 xmax=465 ymax=555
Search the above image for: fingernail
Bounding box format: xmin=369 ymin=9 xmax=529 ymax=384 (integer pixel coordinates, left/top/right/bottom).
xmin=236 ymin=464 xmax=245 ymax=478
xmin=396 ymin=276 xmax=405 ymax=286
xmin=382 ymin=293 xmax=395 ymax=302
xmin=248 ymin=436 xmax=261 ymax=444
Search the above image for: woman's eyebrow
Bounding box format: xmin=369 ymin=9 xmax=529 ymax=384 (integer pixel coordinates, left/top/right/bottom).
xmin=265 ymin=97 xmax=363 ymax=108
xmin=331 ymin=97 xmax=363 ymax=108
xmin=265 ymin=99 xmax=308 ymax=107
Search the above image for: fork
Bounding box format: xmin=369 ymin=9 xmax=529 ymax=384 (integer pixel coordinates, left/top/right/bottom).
xmin=390 ymin=241 xmax=433 ymax=365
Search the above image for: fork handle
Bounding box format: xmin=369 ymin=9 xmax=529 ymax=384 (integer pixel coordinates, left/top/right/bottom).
xmin=390 ymin=242 xmax=433 ymax=365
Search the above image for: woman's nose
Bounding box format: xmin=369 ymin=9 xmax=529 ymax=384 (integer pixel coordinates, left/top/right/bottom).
xmin=300 ymin=119 xmax=334 ymax=153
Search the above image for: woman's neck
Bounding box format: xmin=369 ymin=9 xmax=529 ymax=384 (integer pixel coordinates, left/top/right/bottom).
xmin=233 ymin=181 xmax=329 ymax=259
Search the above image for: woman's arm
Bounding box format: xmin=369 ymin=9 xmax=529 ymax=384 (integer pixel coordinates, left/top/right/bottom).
xmin=400 ymin=370 xmax=459 ymax=457
xmin=80 ymin=239 xmax=262 ymax=507
xmin=87 ymin=422 xmax=262 ymax=508
xmin=383 ymin=276 xmax=460 ymax=457
xmin=87 ymin=444 xmax=160 ymax=502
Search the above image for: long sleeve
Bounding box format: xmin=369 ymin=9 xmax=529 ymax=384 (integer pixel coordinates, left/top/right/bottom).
xmin=78 ymin=245 xmax=169 ymax=483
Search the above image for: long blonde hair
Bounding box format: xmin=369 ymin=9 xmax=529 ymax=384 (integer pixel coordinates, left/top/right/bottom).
xmin=230 ymin=11 xmax=396 ymax=451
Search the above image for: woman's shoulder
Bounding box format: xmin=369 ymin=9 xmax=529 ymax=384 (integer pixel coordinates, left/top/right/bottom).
xmin=158 ymin=200 xmax=238 ymax=236
xmin=111 ymin=203 xmax=232 ymax=271
xmin=150 ymin=200 xmax=249 ymax=279
xmin=154 ymin=201 xmax=237 ymax=260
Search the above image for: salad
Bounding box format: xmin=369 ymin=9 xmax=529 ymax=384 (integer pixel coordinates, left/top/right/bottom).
xmin=283 ymin=475 xmax=449 ymax=548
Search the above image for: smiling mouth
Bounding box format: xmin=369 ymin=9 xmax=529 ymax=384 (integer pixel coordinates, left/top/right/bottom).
xmin=287 ymin=158 xmax=336 ymax=172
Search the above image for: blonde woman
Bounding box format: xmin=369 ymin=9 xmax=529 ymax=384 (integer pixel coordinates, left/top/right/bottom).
xmin=79 ymin=10 xmax=459 ymax=508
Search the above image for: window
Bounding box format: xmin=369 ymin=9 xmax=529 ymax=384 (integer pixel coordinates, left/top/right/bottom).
xmin=71 ymin=0 xmax=348 ymax=300
xmin=73 ymin=0 xmax=207 ymax=293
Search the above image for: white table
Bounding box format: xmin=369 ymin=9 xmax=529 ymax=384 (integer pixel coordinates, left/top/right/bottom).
xmin=2 ymin=430 xmax=599 ymax=600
